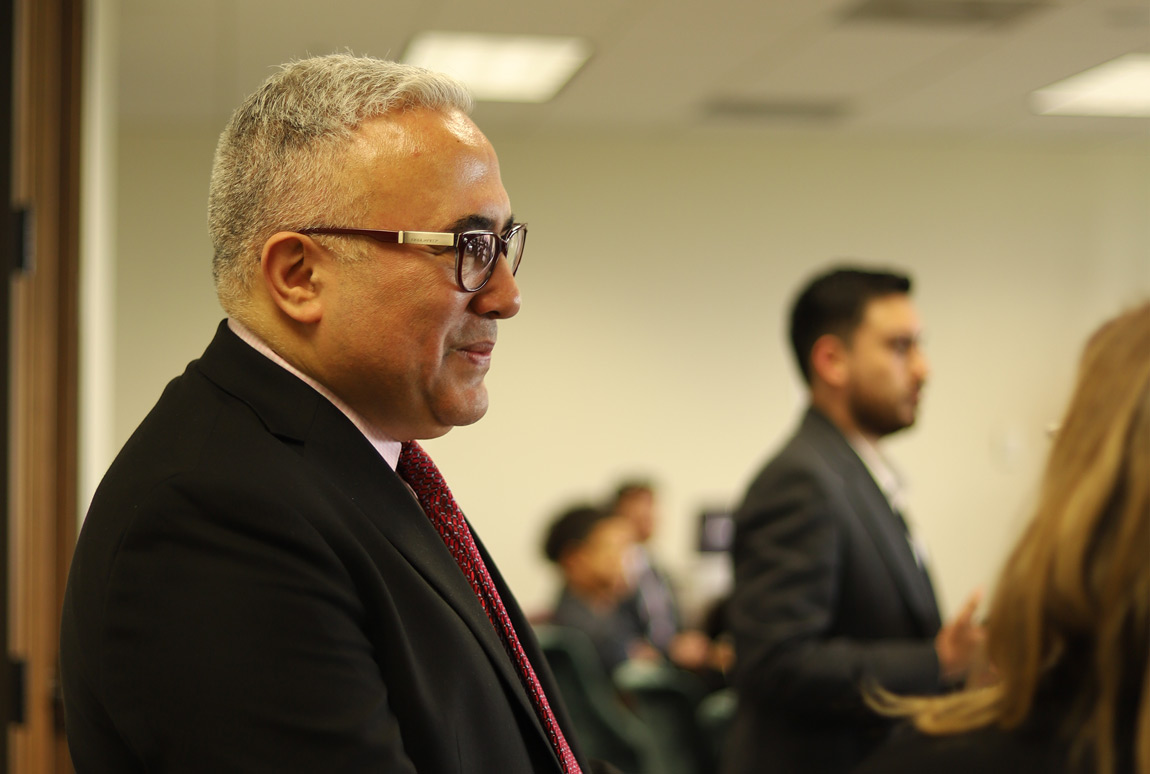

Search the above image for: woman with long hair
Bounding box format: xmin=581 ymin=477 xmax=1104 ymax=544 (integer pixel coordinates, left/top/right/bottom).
xmin=855 ymin=302 xmax=1150 ymax=774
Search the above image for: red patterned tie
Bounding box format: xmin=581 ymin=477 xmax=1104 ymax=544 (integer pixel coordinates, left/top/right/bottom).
xmin=397 ymin=441 xmax=582 ymax=774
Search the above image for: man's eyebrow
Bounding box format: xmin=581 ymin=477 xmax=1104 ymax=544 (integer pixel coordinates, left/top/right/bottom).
xmin=446 ymin=214 xmax=517 ymax=235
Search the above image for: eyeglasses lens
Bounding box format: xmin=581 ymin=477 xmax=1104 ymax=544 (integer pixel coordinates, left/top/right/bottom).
xmin=459 ymin=228 xmax=525 ymax=291
xmin=505 ymin=228 xmax=525 ymax=276
xmin=459 ymin=235 xmax=495 ymax=291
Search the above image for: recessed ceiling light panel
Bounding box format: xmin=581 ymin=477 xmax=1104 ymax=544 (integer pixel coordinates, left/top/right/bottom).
xmin=403 ymin=31 xmax=592 ymax=103
xmin=842 ymin=0 xmax=1050 ymax=26
xmin=1032 ymin=53 xmax=1150 ymax=117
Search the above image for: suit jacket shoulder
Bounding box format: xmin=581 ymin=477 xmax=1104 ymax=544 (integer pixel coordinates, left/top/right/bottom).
xmin=736 ymin=407 xmax=940 ymax=640
xmin=724 ymin=407 xmax=943 ymax=774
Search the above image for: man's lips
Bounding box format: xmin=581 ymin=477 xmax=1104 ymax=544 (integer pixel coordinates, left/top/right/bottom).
xmin=457 ymin=341 xmax=494 ymax=364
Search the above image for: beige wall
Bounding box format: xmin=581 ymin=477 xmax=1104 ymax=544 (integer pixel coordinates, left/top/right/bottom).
xmin=113 ymin=123 xmax=1150 ymax=619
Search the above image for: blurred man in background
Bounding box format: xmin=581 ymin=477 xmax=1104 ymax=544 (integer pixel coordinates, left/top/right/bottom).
xmin=614 ymin=481 xmax=733 ymax=682
xmin=725 ymin=267 xmax=984 ymax=774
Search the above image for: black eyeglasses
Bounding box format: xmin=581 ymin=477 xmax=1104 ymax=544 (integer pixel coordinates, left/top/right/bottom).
xmin=298 ymin=223 xmax=527 ymax=293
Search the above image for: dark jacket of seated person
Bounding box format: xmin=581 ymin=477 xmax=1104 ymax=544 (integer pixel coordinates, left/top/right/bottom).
xmin=543 ymin=504 xmax=660 ymax=674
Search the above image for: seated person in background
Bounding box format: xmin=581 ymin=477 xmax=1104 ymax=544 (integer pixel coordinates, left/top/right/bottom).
xmin=613 ymin=481 xmax=681 ymax=654
xmin=855 ymin=301 xmax=1150 ymax=774
xmin=544 ymin=504 xmax=662 ymax=673
xmin=613 ymin=481 xmax=734 ymax=679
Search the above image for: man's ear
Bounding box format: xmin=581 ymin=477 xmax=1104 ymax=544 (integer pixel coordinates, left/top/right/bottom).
xmin=810 ymin=333 xmax=850 ymax=389
xmin=261 ymin=231 xmax=327 ymax=324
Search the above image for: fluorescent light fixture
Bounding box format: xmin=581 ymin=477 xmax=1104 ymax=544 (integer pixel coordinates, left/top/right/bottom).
xmin=1032 ymin=53 xmax=1150 ymax=117
xmin=403 ymin=31 xmax=591 ymax=103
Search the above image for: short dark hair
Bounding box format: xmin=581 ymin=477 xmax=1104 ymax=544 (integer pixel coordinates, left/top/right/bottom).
xmin=613 ymin=479 xmax=654 ymax=506
xmin=789 ymin=266 xmax=912 ymax=384
xmin=543 ymin=504 xmax=613 ymax=564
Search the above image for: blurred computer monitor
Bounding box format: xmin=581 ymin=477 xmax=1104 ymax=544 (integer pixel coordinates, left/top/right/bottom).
xmin=697 ymin=508 xmax=734 ymax=553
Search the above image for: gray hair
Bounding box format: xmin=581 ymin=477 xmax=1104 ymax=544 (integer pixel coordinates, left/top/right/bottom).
xmin=208 ymin=54 xmax=474 ymax=318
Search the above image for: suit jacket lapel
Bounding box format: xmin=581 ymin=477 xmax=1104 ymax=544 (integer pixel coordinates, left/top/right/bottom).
xmin=804 ymin=409 xmax=942 ymax=634
xmin=471 ymin=531 xmax=587 ymax=768
xmin=300 ymin=408 xmax=547 ymax=732
xmin=194 ymin=322 xmax=552 ymax=750
xmin=845 ymin=465 xmax=941 ymax=633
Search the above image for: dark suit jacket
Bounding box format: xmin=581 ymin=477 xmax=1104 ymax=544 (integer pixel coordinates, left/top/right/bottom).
xmin=851 ymin=722 xmax=1082 ymax=774
xmin=724 ymin=407 xmax=943 ymax=774
xmin=61 ymin=321 xmax=591 ymax=773
xmin=620 ymin=548 xmax=681 ymax=654
xmin=552 ymin=587 xmax=645 ymax=674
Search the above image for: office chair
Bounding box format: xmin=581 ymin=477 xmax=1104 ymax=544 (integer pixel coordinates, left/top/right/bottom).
xmin=612 ymin=659 xmax=711 ymax=774
xmin=533 ymin=624 xmax=659 ymax=774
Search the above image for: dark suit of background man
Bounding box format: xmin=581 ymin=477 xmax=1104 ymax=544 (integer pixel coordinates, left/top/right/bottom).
xmin=723 ymin=267 xmax=986 ymax=774
xmin=60 ymin=54 xmax=609 ymax=774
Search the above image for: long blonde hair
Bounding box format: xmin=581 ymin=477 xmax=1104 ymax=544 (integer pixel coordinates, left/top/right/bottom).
xmin=877 ymin=302 xmax=1150 ymax=774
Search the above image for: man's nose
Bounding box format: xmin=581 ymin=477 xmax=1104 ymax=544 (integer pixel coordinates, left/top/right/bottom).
xmin=471 ymin=254 xmax=521 ymax=318
xmin=912 ymin=348 xmax=930 ymax=382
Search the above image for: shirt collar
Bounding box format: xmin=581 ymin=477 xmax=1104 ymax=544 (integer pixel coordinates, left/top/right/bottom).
xmin=847 ymin=433 xmax=905 ymax=512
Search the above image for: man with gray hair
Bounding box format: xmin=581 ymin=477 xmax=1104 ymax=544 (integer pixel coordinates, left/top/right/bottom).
xmin=61 ymin=54 xmax=599 ymax=773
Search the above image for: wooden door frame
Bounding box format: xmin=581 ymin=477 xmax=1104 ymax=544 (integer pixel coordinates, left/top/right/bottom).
xmin=0 ymin=0 xmax=14 ymax=758
xmin=5 ymin=0 xmax=83 ymax=771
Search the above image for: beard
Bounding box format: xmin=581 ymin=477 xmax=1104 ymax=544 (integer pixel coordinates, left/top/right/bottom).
xmin=848 ymin=389 xmax=918 ymax=439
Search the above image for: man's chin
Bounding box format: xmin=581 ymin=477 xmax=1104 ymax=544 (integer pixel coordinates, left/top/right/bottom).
xmin=433 ymin=391 xmax=490 ymax=430
xmin=860 ymin=412 xmax=916 ymax=439
xmin=892 ymin=411 xmax=918 ymax=432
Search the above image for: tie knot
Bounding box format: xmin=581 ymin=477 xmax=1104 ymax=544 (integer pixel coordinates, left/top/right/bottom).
xmin=398 ymin=439 xmax=423 ymax=467
xmin=397 ymin=441 xmax=455 ymax=516
xmin=398 ymin=440 xmax=433 ymax=482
